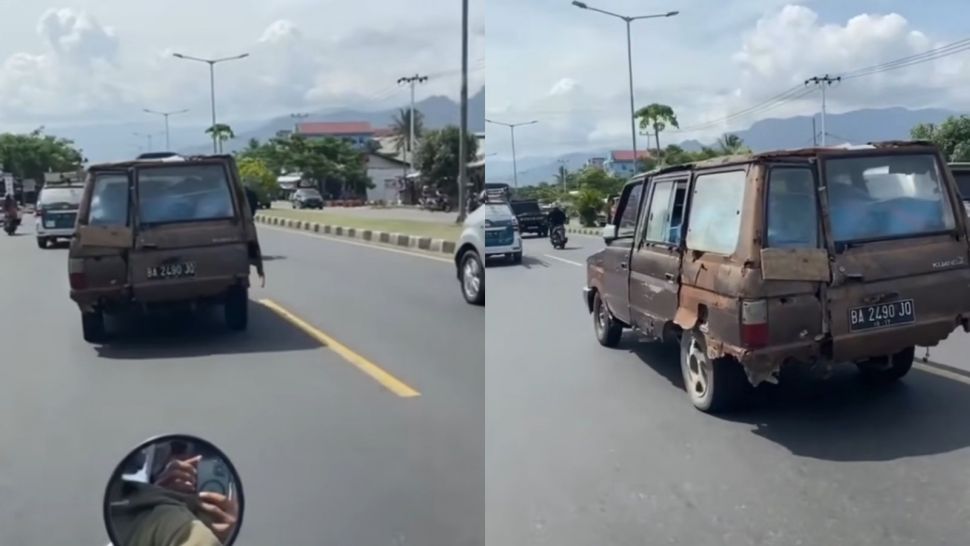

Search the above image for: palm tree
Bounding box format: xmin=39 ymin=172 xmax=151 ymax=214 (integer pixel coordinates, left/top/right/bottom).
xmin=206 ymin=123 xmax=235 ymax=153
xmin=391 ymin=108 xmax=424 ymax=157
xmin=635 ymin=103 xmax=679 ymax=161
xmin=716 ymin=133 xmax=748 ymax=155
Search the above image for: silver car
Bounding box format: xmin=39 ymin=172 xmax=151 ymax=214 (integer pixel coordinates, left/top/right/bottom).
xmin=35 ymin=185 xmax=84 ymax=248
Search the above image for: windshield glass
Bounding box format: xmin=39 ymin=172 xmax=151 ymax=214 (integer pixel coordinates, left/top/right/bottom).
xmin=510 ymin=201 xmax=540 ymax=214
xmin=89 ymin=173 xmax=129 ymax=226
xmin=39 ymin=187 xmax=83 ymax=206
xmin=137 ymin=164 xmax=235 ymax=225
xmin=298 ymin=189 xmax=322 ymax=198
xmin=954 ymin=171 xmax=970 ymax=200
xmin=824 ymin=154 xmax=955 ymax=243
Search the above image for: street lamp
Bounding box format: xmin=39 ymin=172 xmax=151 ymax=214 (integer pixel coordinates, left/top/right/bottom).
xmin=571 ymin=1 xmax=678 ymax=173
xmin=485 ymin=119 xmax=538 ymax=189
xmin=143 ymin=108 xmax=189 ymax=151
xmin=172 ymin=52 xmax=250 ymax=153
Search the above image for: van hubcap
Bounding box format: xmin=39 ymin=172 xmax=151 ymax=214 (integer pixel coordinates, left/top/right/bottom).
xmin=686 ymin=337 xmax=711 ymax=399
xmin=463 ymin=257 xmax=481 ymax=298
xmin=596 ymin=298 xmax=609 ymax=332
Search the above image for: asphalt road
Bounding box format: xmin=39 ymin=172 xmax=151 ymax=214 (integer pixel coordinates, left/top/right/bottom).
xmin=273 ymin=202 xmax=459 ymax=224
xmin=487 ymin=232 xmax=970 ymax=546
xmin=0 ymin=218 xmax=483 ymax=545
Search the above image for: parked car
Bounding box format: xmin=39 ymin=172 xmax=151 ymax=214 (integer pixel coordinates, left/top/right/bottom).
xmin=35 ymin=184 xmax=84 ymax=248
xmin=68 ymin=154 xmax=264 ymax=342
xmin=454 ymin=198 xmax=523 ymax=305
xmin=291 ymin=188 xmax=324 ymax=209
xmin=585 ymin=141 xmax=970 ymax=413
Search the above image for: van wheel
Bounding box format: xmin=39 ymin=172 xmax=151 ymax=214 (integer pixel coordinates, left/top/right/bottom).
xmin=592 ymin=291 xmax=622 ymax=347
xmin=225 ymin=287 xmax=249 ymax=331
xmin=856 ymin=346 xmax=915 ymax=382
xmin=680 ymin=330 xmax=750 ymax=413
xmin=37 ymin=237 xmax=48 ymax=249
xmin=509 ymin=252 xmax=522 ymax=265
xmin=81 ymin=310 xmax=106 ymax=343
xmin=460 ymin=250 xmax=485 ymax=305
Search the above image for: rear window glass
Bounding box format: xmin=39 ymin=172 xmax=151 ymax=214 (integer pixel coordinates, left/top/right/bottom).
xmin=510 ymin=201 xmax=540 ymax=214
xmin=39 ymin=187 xmax=83 ymax=205
xmin=137 ymin=164 xmax=235 ymax=224
xmin=297 ymin=189 xmax=321 ymax=197
xmin=89 ymin=174 xmax=129 ymax=226
xmin=766 ymin=168 xmax=819 ymax=248
xmin=954 ymin=171 xmax=970 ymax=199
xmin=685 ymin=170 xmax=747 ymax=255
xmin=825 ymin=154 xmax=955 ymax=243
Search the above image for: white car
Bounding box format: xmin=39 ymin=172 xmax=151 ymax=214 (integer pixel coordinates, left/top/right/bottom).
xmin=35 ymin=185 xmax=84 ymax=248
xmin=454 ymin=201 xmax=523 ymax=305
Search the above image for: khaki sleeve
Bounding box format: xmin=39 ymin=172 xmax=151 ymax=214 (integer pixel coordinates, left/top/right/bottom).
xmin=172 ymin=519 xmax=222 ymax=546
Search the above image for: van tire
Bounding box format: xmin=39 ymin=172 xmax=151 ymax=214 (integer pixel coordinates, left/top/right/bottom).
xmin=460 ymin=250 xmax=485 ymax=305
xmin=592 ymin=291 xmax=623 ymax=347
xmin=680 ymin=330 xmax=750 ymax=413
xmin=225 ymin=287 xmax=249 ymax=331
xmin=81 ymin=310 xmax=106 ymax=343
xmin=510 ymin=252 xmax=523 ymax=265
xmin=37 ymin=237 xmax=48 ymax=249
xmin=856 ymin=346 xmax=915 ymax=382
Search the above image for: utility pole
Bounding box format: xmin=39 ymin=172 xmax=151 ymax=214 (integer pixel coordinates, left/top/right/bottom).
xmin=397 ymin=74 xmax=429 ymax=174
xmin=144 ymin=109 xmax=189 ymax=151
xmin=457 ymin=0 xmax=469 ymax=222
xmin=290 ymin=113 xmax=309 ymax=134
xmin=557 ymin=159 xmax=568 ymax=194
xmin=804 ymin=74 xmax=841 ymax=146
xmin=812 ymin=117 xmax=818 ymax=146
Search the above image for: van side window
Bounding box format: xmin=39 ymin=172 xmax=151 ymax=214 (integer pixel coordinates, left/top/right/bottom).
xmin=616 ymin=183 xmax=643 ymax=238
xmin=643 ymin=180 xmax=688 ymax=245
xmin=766 ymin=168 xmax=818 ymax=248
xmin=88 ymin=174 xmax=129 ymax=226
xmin=685 ymin=170 xmax=747 ymax=255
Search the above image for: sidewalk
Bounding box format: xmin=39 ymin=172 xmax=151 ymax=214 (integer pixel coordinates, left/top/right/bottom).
xmin=919 ymin=331 xmax=970 ymax=375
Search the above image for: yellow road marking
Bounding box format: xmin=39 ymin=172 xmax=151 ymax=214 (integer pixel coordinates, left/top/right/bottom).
xmin=258 ymin=224 xmax=452 ymax=264
xmin=259 ymin=299 xmax=421 ymax=398
xmin=914 ymin=363 xmax=970 ymax=386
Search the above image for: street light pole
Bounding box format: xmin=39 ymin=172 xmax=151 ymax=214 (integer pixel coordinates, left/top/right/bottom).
xmin=457 ymin=0 xmax=469 ymax=222
xmin=143 ymin=108 xmax=189 ymax=151
xmin=172 ymin=52 xmax=250 ymax=154
xmin=485 ymin=119 xmax=538 ymax=189
xmin=571 ymin=2 xmax=679 ymax=174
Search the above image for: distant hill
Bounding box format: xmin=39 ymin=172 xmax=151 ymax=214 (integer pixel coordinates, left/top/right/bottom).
xmin=48 ymin=88 xmax=485 ymax=163
xmin=487 ymin=106 xmax=962 ymax=186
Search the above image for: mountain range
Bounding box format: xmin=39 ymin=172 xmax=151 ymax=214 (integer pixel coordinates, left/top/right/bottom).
xmin=48 ymin=88 xmax=485 ymax=163
xmin=487 ymin=106 xmax=964 ymax=186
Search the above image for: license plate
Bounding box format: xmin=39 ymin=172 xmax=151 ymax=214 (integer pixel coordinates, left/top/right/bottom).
xmin=485 ymin=228 xmax=513 ymax=247
xmin=848 ymin=299 xmax=915 ymax=332
xmin=44 ymin=220 xmax=56 ymax=228
xmin=147 ymin=262 xmax=197 ymax=280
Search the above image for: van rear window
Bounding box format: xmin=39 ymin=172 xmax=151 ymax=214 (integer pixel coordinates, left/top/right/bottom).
xmin=825 ymin=154 xmax=955 ymax=243
xmin=137 ymin=164 xmax=235 ymax=225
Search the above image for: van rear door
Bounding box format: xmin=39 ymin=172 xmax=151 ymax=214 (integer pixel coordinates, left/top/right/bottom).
xmin=128 ymin=161 xmax=250 ymax=302
xmin=819 ymin=150 xmax=970 ymax=361
xmin=70 ymin=169 xmax=132 ymax=295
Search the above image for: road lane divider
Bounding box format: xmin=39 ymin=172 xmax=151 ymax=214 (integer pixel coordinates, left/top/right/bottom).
xmin=257 ymin=224 xmax=453 ymax=264
xmin=255 ymin=213 xmax=456 ymax=255
xmin=259 ymin=299 xmax=421 ymax=398
xmin=544 ymin=254 xmax=584 ymax=267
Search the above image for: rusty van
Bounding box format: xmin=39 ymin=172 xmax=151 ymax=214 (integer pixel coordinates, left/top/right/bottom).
xmin=68 ymin=154 xmax=265 ymax=343
xmin=583 ymin=141 xmax=970 ymax=413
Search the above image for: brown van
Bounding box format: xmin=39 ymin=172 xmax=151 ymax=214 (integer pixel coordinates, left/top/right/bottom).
xmin=68 ymin=154 xmax=265 ymax=342
xmin=584 ymin=141 xmax=970 ymax=413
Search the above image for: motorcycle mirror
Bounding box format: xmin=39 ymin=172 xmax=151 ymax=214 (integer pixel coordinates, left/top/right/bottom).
xmin=102 ymin=434 xmax=245 ymax=546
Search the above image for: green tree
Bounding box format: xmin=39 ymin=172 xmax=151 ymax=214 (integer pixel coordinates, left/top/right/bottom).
xmin=237 ymin=157 xmax=279 ymax=204
xmin=575 ymin=167 xmax=625 ymax=196
xmin=392 ymin=108 xmax=425 ymax=157
xmin=0 ymin=129 xmax=84 ymax=184
xmin=716 ymin=133 xmax=749 ymax=155
xmin=635 ymin=103 xmax=679 ymax=159
xmin=574 ymin=187 xmax=606 ymax=227
xmin=415 ymin=126 xmax=479 ymax=196
xmin=206 ymin=123 xmax=235 ymax=153
xmin=911 ymin=116 xmax=970 ymax=161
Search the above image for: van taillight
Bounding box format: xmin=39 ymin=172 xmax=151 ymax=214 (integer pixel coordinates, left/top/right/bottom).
xmin=68 ymin=259 xmax=87 ymax=290
xmin=740 ymin=299 xmax=769 ymax=349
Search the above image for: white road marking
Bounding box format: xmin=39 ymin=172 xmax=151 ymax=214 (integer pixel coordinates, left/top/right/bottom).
xmin=914 ymin=363 xmax=970 ymax=386
xmin=544 ymin=254 xmax=584 ymax=267
xmin=258 ymin=224 xmax=452 ymax=264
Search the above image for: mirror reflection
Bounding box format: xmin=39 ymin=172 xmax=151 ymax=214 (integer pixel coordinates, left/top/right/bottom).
xmin=104 ymin=436 xmax=243 ymax=546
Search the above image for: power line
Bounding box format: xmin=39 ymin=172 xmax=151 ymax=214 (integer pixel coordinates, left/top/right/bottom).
xmin=841 ymin=37 xmax=970 ymax=79
xmin=673 ymin=86 xmax=815 ymax=133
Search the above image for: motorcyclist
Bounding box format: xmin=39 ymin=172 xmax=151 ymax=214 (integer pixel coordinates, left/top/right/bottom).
xmin=3 ymin=193 xmax=17 ymax=219
xmin=548 ymin=204 xmax=567 ymax=229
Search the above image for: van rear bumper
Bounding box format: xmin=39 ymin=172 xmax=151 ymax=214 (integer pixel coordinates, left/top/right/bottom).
xmin=71 ymin=275 xmax=249 ymax=311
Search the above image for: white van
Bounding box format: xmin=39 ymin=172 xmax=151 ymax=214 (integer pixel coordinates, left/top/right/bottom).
xmin=454 ymin=200 xmax=523 ymax=305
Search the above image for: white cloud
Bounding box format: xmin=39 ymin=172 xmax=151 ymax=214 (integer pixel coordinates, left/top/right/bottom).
xmin=487 ymin=2 xmax=970 ymax=159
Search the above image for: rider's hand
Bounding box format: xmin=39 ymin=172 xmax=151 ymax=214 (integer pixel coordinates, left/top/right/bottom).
xmin=198 ymin=491 xmax=239 ymax=544
xmin=154 ymin=455 xmax=201 ymax=494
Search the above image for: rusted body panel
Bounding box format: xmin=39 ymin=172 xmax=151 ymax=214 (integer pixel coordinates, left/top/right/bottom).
xmin=587 ymin=141 xmax=970 ymax=387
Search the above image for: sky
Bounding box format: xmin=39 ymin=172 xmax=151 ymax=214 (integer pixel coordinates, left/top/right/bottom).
xmin=486 ymin=0 xmax=970 ymax=160
xmin=0 ymin=0 xmax=484 ymax=131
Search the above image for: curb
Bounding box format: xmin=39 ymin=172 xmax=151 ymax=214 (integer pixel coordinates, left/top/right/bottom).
xmin=254 ymin=213 xmax=456 ymax=256
xmin=567 ymin=226 xmax=603 ymax=236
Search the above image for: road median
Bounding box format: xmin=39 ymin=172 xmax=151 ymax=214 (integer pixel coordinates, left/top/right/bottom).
xmin=255 ymin=212 xmax=457 ymax=255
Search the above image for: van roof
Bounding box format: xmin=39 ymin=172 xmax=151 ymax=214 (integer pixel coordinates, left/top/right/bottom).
xmin=88 ymin=154 xmax=234 ymax=171
xmin=632 ymin=140 xmax=940 ymax=181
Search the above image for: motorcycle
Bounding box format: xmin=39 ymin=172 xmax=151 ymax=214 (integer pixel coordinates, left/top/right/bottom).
xmin=3 ymin=212 xmax=19 ymax=235
xmin=102 ymin=434 xmax=245 ymax=546
xmin=550 ymin=225 xmax=568 ymax=249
